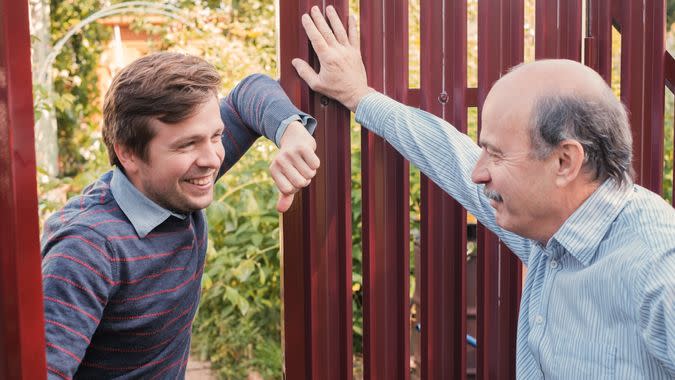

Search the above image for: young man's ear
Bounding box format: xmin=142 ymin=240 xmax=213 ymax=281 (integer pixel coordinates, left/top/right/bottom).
xmin=554 ymin=139 xmax=585 ymax=187
xmin=114 ymin=143 xmax=140 ymax=174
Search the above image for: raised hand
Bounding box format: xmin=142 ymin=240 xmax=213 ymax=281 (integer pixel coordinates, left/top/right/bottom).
xmin=292 ymin=5 xmax=374 ymax=112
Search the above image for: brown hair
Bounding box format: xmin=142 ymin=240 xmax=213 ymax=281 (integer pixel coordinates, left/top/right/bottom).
xmin=102 ymin=52 xmax=221 ymax=166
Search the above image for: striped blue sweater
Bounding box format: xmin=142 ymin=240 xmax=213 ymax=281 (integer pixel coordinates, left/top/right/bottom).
xmin=41 ymin=74 xmax=315 ymax=379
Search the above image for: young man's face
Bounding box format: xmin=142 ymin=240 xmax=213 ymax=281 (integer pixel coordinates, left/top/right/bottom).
xmin=132 ymin=96 xmax=225 ymax=213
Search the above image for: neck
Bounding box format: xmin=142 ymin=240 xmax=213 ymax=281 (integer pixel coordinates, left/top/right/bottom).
xmin=537 ymin=179 xmax=601 ymax=245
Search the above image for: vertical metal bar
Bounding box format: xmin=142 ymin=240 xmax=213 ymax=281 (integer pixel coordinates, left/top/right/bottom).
xmin=360 ymin=0 xmax=410 ymax=379
xmin=620 ymin=0 xmax=665 ymax=193
xmin=642 ymin=0 xmax=665 ymax=194
xmin=279 ymin=1 xmax=353 ymax=379
xmin=0 ymin=0 xmax=48 ymax=378
xmin=535 ymin=0 xmax=582 ymax=60
xmin=585 ymin=0 xmax=612 ymax=82
xmin=419 ymin=0 xmax=467 ymax=379
xmin=476 ymin=0 xmax=524 ymax=379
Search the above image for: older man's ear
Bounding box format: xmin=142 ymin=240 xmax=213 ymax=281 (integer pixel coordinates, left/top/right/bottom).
xmin=554 ymin=139 xmax=587 ymax=187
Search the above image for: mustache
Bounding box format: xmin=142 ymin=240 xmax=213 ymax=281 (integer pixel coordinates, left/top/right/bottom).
xmin=483 ymin=187 xmax=503 ymax=203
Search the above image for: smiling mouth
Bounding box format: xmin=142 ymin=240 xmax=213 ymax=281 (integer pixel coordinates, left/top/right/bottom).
xmin=184 ymin=174 xmax=214 ymax=187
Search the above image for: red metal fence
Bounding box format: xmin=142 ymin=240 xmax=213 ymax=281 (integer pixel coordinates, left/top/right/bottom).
xmin=0 ymin=0 xmax=672 ymax=379
xmin=279 ymin=1 xmax=670 ymax=380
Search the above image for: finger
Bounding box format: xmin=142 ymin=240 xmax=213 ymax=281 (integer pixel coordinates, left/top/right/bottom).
xmin=326 ymin=6 xmax=349 ymax=45
xmin=281 ymin=162 xmax=312 ymax=188
xmin=310 ymin=5 xmax=338 ymax=47
xmin=348 ymin=14 xmax=360 ymax=51
xmin=270 ymin=168 xmax=295 ymax=195
xmin=300 ymin=149 xmax=321 ymax=171
xmin=287 ymin=151 xmax=318 ymax=179
xmin=292 ymin=58 xmax=320 ymax=90
xmin=277 ymin=193 xmax=295 ymax=213
xmin=302 ymin=13 xmax=329 ymax=54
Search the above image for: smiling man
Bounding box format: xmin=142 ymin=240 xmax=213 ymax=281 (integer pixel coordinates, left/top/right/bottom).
xmin=41 ymin=52 xmax=318 ymax=379
xmin=292 ymin=6 xmax=675 ymax=378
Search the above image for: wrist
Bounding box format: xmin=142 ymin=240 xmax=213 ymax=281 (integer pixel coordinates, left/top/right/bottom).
xmin=280 ymin=121 xmax=308 ymax=147
xmin=346 ymin=87 xmax=375 ymax=113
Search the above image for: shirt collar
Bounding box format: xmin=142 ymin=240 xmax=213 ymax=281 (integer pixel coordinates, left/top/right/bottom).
xmin=110 ymin=166 xmax=186 ymax=238
xmin=550 ymin=179 xmax=633 ymax=266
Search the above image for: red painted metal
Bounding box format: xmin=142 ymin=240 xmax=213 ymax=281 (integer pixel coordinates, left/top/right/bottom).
xmin=619 ymin=0 xmax=665 ymax=194
xmin=0 ymin=0 xmax=48 ymax=379
xmin=535 ymin=0 xmax=582 ymax=60
xmin=585 ymin=0 xmax=612 ymax=83
xmin=279 ymin=1 xmax=353 ymax=379
xmin=476 ymin=1 xmax=524 ymax=379
xmin=419 ymin=0 xmax=467 ymax=379
xmin=359 ymin=0 xmax=410 ymax=378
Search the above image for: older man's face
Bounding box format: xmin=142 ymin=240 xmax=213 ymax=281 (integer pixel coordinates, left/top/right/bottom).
xmin=471 ymin=82 xmax=560 ymax=241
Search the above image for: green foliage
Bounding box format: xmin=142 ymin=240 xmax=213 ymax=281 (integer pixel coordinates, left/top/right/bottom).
xmin=49 ymin=0 xmax=111 ymax=176
xmin=193 ymin=143 xmax=284 ymax=379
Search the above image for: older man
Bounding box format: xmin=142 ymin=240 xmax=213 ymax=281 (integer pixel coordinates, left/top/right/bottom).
xmin=292 ymin=6 xmax=675 ymax=379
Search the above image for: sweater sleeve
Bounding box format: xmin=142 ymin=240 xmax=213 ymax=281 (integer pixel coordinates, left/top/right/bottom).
xmin=41 ymin=225 xmax=115 ymax=379
xmin=217 ymin=74 xmax=317 ymax=177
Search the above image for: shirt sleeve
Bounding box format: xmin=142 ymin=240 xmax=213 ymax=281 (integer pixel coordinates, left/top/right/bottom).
xmin=41 ymin=225 xmax=115 ymax=379
xmin=636 ymin=245 xmax=675 ymax=375
xmin=354 ymin=92 xmax=533 ymax=263
xmin=218 ymin=73 xmax=317 ymax=176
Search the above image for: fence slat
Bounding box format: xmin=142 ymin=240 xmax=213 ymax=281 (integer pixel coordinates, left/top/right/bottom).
xmin=0 ymin=0 xmax=47 ymax=378
xmin=279 ymin=1 xmax=353 ymax=379
xmin=620 ymin=0 xmax=666 ymax=193
xmin=585 ymin=0 xmax=613 ymax=83
xmin=476 ymin=1 xmax=524 ymax=379
xmin=360 ymin=1 xmax=411 ymax=378
xmin=419 ymin=0 xmax=468 ymax=379
xmin=535 ymin=0 xmax=582 ymax=60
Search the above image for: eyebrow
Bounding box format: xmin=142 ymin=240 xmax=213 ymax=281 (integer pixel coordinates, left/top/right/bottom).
xmin=170 ymin=126 xmax=224 ymax=148
xmin=478 ymin=140 xmax=503 ymax=154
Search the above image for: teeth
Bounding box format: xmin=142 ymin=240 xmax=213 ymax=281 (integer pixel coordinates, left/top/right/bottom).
xmin=186 ymin=177 xmax=211 ymax=186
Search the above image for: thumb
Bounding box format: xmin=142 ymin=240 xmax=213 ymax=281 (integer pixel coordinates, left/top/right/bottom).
xmin=292 ymin=58 xmax=320 ymax=90
xmin=276 ymin=193 xmax=295 ymax=213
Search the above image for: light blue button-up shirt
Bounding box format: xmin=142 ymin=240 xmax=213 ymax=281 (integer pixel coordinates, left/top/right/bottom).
xmin=356 ymin=92 xmax=675 ymax=378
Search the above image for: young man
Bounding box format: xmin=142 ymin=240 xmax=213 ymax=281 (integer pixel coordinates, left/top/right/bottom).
xmin=41 ymin=52 xmax=318 ymax=378
xmin=292 ymin=6 xmax=674 ymax=378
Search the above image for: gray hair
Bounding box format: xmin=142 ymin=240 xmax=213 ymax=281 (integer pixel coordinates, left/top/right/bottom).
xmin=529 ymin=91 xmax=634 ymax=186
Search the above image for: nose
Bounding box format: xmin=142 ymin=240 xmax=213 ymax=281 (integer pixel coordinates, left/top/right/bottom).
xmin=471 ymin=153 xmax=490 ymax=184
xmin=197 ymin=142 xmax=223 ymax=169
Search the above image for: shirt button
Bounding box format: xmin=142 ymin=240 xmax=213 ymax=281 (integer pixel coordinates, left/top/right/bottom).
xmin=534 ymin=315 xmax=544 ymax=324
xmin=550 ymin=260 xmax=559 ymax=269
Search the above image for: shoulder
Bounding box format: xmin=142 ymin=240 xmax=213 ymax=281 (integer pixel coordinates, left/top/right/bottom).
xmin=41 ymin=171 xmax=132 ymax=253
xmin=617 ymin=185 xmax=675 ymax=253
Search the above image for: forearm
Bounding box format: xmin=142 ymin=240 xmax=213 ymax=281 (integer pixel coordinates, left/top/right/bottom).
xmin=219 ymin=74 xmax=316 ymax=174
xmin=355 ymin=92 xmax=532 ymax=260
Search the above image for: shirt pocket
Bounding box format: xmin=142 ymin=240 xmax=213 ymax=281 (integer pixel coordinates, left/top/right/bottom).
xmin=553 ymin=339 xmax=617 ymax=380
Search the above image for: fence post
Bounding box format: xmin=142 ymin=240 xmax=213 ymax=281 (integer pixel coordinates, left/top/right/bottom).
xmin=0 ymin=0 xmax=48 ymax=378
xmin=619 ymin=0 xmax=665 ymax=193
xmin=279 ymin=1 xmax=353 ymax=379
xmin=359 ymin=0 xmax=411 ymax=378
xmin=419 ymin=0 xmax=468 ymax=378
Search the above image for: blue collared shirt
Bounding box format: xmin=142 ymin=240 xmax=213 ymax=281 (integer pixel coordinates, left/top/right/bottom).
xmin=110 ymin=166 xmax=186 ymax=238
xmin=356 ymin=92 xmax=675 ymax=379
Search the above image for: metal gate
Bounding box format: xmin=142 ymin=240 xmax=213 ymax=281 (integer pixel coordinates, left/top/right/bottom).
xmin=278 ymin=1 xmax=670 ymax=379
xmin=0 ymin=0 xmax=671 ymax=379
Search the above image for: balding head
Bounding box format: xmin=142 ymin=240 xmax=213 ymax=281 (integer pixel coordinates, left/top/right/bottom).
xmin=485 ymin=59 xmax=633 ymax=185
